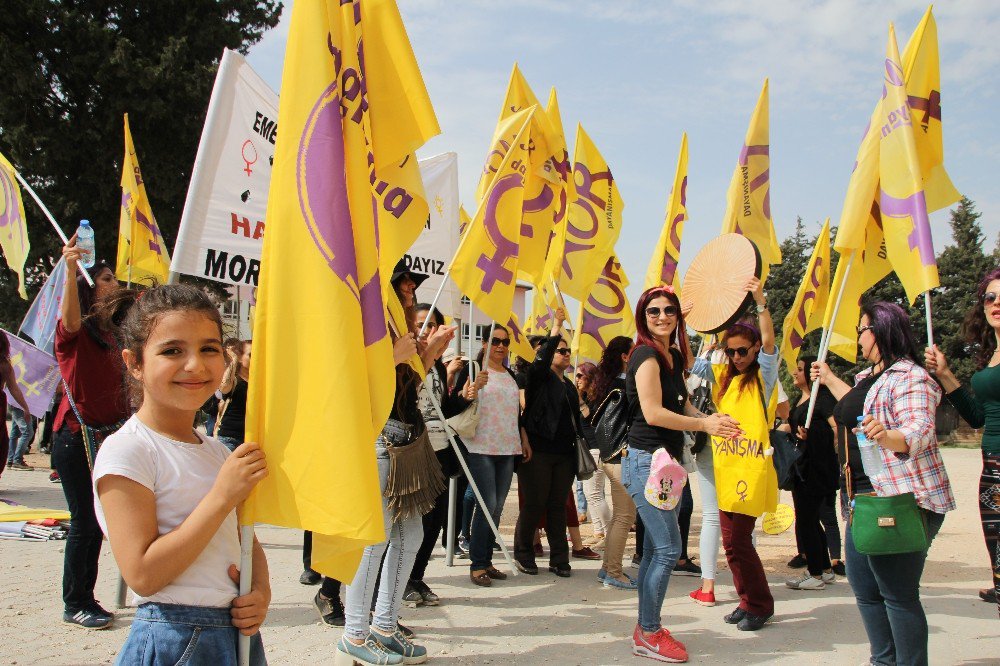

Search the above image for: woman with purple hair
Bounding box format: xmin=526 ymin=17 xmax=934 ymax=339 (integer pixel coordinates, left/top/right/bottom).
xmin=926 ymin=267 xmax=1000 ymax=616
xmin=813 ymin=301 xmax=955 ymax=666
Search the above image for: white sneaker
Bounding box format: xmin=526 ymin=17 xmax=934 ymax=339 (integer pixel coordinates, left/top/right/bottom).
xmin=821 ymin=570 xmax=836 ymax=584
xmin=785 ymin=573 xmax=825 ymax=590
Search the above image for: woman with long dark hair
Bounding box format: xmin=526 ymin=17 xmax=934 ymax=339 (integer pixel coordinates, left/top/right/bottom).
xmin=590 ymin=335 xmax=638 ymax=589
xmin=215 ymin=339 xmax=251 ymax=452
xmin=577 ymin=361 xmax=611 ymax=548
xmin=624 ymin=285 xmax=739 ymax=662
xmin=53 ymin=238 xmax=129 ymax=629
xmin=926 ymin=266 xmax=1000 ymax=615
xmin=0 ymin=333 xmax=33 ymax=480
xmin=334 ymin=263 xmax=454 ymax=666
xmin=813 ymin=301 xmax=955 ymax=666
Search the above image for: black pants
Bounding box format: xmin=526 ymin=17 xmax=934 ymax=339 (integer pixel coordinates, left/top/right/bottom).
xmin=678 ymin=481 xmax=694 ymax=561
xmin=412 ymin=446 xmax=466 ymax=580
xmin=52 ymin=426 xmax=104 ymax=611
xmin=792 ymin=488 xmax=832 ymax=576
xmin=514 ymin=451 xmax=575 ymax=566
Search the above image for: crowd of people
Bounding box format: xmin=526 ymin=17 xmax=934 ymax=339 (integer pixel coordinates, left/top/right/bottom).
xmin=2 ymin=237 xmax=998 ymax=665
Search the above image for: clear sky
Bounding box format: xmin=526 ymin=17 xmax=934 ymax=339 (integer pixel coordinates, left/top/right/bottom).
xmin=247 ymin=0 xmax=999 ymax=306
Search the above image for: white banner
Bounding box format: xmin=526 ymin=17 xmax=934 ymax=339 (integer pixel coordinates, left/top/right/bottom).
xmin=171 ymin=48 xmax=277 ymax=286
xmin=407 ymin=152 xmax=462 ymax=317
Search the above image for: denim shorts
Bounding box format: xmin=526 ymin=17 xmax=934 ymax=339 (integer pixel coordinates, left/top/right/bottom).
xmin=116 ymin=603 xmax=266 ymax=666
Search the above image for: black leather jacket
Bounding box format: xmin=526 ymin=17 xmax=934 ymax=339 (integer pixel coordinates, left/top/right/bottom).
xmin=522 ymin=336 xmax=584 ymax=446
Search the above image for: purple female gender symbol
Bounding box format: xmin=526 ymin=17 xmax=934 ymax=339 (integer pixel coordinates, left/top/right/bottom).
xmin=297 ymin=79 xmax=385 ymax=346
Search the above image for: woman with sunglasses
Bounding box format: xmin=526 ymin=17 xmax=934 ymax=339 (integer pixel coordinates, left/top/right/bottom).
xmin=514 ymin=308 xmax=585 ymax=578
xmin=624 ymin=286 xmax=740 ymax=663
xmin=925 ymin=269 xmax=1000 ymax=616
xmin=812 ymin=302 xmax=954 ymax=666
xmin=688 ymin=279 xmax=777 ymax=632
xmin=451 ymin=325 xmax=530 ymax=587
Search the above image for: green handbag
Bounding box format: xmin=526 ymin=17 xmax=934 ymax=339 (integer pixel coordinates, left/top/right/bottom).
xmin=850 ymin=491 xmax=929 ymax=556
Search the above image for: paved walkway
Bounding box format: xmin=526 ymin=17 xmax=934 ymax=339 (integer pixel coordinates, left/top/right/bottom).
xmin=0 ymin=448 xmax=996 ymax=664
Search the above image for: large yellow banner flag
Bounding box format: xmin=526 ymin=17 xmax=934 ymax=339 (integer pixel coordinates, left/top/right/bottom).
xmin=645 ymin=133 xmax=688 ymax=291
xmin=0 ymin=152 xmax=30 ymax=299
xmin=450 ymin=109 xmax=535 ymax=361
xmin=116 ymin=114 xmax=171 ymax=286
xmin=721 ymin=79 xmax=781 ymax=280
xmin=780 ymin=218 xmax=831 ymax=371
xmin=540 ymin=87 xmax=572 ymax=286
xmin=902 ymin=6 xmax=960 ymax=212
xmin=879 ymin=24 xmax=939 ymax=305
xmin=558 ymin=124 xmax=623 ymax=300
xmin=571 ymin=255 xmax=636 ymax=365
xmin=244 ymin=0 xmax=439 ymax=582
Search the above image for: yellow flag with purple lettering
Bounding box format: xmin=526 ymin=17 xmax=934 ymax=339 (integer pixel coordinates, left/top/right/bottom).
xmin=116 ymin=114 xmax=171 ymax=286
xmin=645 ymin=133 xmax=688 ymax=291
xmin=780 ymin=219 xmax=831 ymax=370
xmin=244 ymin=0 xmax=438 ymax=583
xmin=558 ymin=125 xmax=623 ymax=301
xmin=721 ymin=79 xmax=780 ymax=280
xmin=540 ymin=87 xmax=572 ymax=286
xmin=451 ymin=109 xmax=535 ymax=361
xmin=879 ymin=24 xmax=939 ymax=305
xmin=902 ymin=6 xmax=960 ymax=212
xmin=524 ymin=281 xmax=560 ymax=336
xmin=0 ymin=151 xmax=30 ymax=299
xmin=571 ymin=255 xmax=636 ymax=365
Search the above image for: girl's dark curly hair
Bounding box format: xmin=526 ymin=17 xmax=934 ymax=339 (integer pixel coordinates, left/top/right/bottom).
xmin=963 ymin=267 xmax=1000 ymax=369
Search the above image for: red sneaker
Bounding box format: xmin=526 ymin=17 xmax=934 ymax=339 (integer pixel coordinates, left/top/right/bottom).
xmin=689 ymin=587 xmax=716 ymax=607
xmin=632 ymin=624 xmax=689 ymax=663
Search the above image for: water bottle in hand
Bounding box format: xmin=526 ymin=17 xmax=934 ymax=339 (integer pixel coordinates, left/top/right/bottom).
xmin=76 ymin=219 xmax=96 ymax=269
xmin=856 ymin=415 xmax=886 ymax=477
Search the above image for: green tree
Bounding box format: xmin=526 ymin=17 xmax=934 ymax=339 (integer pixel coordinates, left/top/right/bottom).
xmin=0 ymin=1 xmax=282 ymax=328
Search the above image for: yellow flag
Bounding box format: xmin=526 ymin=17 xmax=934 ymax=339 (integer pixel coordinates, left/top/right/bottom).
xmin=475 ymin=65 xmax=561 ymax=285
xmin=780 ymin=219 xmax=831 ymax=370
xmin=450 ymin=109 xmax=536 ymax=361
xmin=540 ymin=87 xmax=572 ymax=285
xmin=879 ymin=24 xmax=939 ymax=305
xmin=902 ymin=6 xmax=960 ymax=212
xmin=244 ymin=0 xmax=438 ymax=583
xmin=645 ymin=133 xmax=688 ymax=291
xmin=116 ymin=114 xmax=171 ymax=285
xmin=571 ymin=255 xmax=636 ymax=365
xmin=524 ymin=281 xmax=561 ymax=336
xmin=558 ymin=124 xmax=623 ymax=300
xmin=720 ymin=79 xmax=781 ymax=280
xmin=458 ymin=205 xmax=471 ymax=236
xmin=0 ymin=152 xmax=30 ymax=299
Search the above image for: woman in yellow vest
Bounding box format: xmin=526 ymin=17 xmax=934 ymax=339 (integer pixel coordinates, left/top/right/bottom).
xmin=690 ymin=278 xmax=778 ymax=631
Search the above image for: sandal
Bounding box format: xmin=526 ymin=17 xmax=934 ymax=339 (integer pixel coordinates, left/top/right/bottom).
xmin=485 ymin=566 xmax=507 ymax=580
xmin=470 ymin=570 xmax=492 ymax=587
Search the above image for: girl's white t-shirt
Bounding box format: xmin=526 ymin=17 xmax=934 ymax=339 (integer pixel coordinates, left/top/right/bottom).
xmin=92 ymin=415 xmax=240 ymax=608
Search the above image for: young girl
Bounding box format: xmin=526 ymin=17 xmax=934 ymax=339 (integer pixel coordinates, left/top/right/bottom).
xmin=93 ymin=285 xmax=271 ymax=665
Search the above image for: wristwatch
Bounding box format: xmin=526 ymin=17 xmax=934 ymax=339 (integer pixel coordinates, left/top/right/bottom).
xmin=755 ymin=301 xmax=767 ymax=313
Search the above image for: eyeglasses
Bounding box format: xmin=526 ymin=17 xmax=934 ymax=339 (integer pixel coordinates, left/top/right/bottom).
xmin=555 ymin=348 xmax=571 ymax=356
xmin=856 ymin=325 xmax=874 ymax=335
xmin=490 ymin=337 xmax=510 ymax=347
xmin=724 ymin=346 xmax=752 ymax=358
xmin=645 ymin=305 xmax=678 ymax=319
xmin=984 ymin=292 xmax=999 ymax=306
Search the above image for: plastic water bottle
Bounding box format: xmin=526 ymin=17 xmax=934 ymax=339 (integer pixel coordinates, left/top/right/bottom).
xmin=856 ymin=415 xmax=886 ymax=477
xmin=76 ymin=219 xmax=95 ymax=269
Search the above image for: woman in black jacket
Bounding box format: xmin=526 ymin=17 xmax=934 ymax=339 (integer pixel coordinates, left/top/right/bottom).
xmin=513 ymin=307 xmax=583 ymax=577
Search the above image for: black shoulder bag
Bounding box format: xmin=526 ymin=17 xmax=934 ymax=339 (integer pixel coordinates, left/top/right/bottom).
xmin=756 ymin=376 xmax=803 ymax=491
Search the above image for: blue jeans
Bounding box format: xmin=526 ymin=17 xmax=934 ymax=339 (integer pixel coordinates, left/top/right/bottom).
xmin=7 ymin=407 xmax=34 ymax=464
xmin=846 ymin=509 xmax=945 ymax=666
xmin=461 ymin=485 xmax=475 ymax=541
xmin=466 ymin=453 xmax=517 ymax=570
xmin=622 ymin=447 xmax=681 ymax=633
xmin=217 ymin=436 xmax=241 ymax=453
xmin=343 ymin=425 xmax=423 ymax=640
xmin=116 ymin=602 xmax=266 ymax=665
xmin=575 ymin=479 xmax=588 ymax=514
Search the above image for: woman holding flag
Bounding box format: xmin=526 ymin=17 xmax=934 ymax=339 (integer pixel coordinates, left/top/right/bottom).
xmin=813 ymin=301 xmax=954 ymax=666
xmin=624 ymin=285 xmax=740 ymax=663
xmin=925 ymin=267 xmax=1000 ymax=617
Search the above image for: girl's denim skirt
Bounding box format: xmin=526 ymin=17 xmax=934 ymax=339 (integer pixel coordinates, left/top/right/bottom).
xmin=116 ymin=602 xmax=266 ymax=666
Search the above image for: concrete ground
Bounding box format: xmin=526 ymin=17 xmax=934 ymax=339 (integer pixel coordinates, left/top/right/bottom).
xmin=0 ymin=447 xmax=997 ymax=665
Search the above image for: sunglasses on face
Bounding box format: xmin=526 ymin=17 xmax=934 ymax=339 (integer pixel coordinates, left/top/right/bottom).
xmin=645 ymin=305 xmax=678 ymax=319
xmin=576 ymin=373 xmax=585 ymax=379
xmin=555 ymin=348 xmax=571 ymax=356
xmin=984 ymin=292 xmax=999 ymax=306
xmin=856 ymin=325 xmax=874 ymax=335
xmin=724 ymin=346 xmax=752 ymax=358
xmin=490 ymin=337 xmax=510 ymax=347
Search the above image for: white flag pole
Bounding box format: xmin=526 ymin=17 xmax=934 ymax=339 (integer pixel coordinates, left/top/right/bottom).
xmin=804 ymin=252 xmax=855 ymax=429
xmin=13 ymin=170 xmax=94 ymax=287
xmin=924 ymin=291 xmax=934 ymax=347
